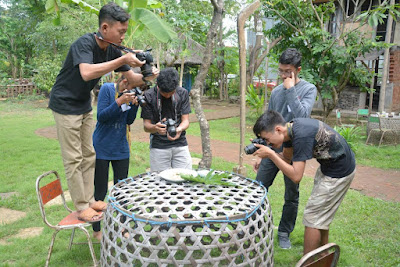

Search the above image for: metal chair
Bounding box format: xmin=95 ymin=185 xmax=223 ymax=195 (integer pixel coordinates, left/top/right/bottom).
xmin=295 ymin=243 xmax=340 ymax=267
xmin=366 ymin=116 xmax=398 ymax=147
xmin=335 ymin=109 xmax=355 ymax=128
xmin=36 ymin=170 xmax=98 ymax=267
xmin=356 ymin=109 xmax=369 ymax=126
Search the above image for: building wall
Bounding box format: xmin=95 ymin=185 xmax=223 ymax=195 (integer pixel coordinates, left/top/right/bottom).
xmin=389 ymin=46 xmax=400 ymax=112
xmin=337 ymin=86 xmax=363 ymax=111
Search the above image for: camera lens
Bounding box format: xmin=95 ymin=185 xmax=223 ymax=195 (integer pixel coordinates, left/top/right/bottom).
xmin=244 ymin=144 xmax=258 ymax=155
xmin=168 ymin=126 xmax=177 ymax=137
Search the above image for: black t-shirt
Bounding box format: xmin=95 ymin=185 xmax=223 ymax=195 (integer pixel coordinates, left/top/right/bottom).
xmin=48 ymin=33 xmax=130 ymax=115
xmin=141 ymin=86 xmax=191 ymax=149
xmin=285 ymin=118 xmax=356 ymax=178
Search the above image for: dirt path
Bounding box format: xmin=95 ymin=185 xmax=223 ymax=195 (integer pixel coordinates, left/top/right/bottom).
xmin=36 ymin=99 xmax=400 ymax=203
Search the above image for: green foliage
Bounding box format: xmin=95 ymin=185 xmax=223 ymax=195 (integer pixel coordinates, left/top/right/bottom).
xmin=357 ymin=3 xmax=400 ymax=27
xmin=45 ymin=0 xmax=176 ymax=45
xmin=334 ymin=126 xmax=363 ymax=152
xmin=262 ymin=0 xmax=390 ymax=117
xmin=32 ymin=54 xmax=63 ymax=93
xmin=246 ymin=84 xmax=265 ymax=118
xmin=180 ymin=171 xmax=234 ymax=186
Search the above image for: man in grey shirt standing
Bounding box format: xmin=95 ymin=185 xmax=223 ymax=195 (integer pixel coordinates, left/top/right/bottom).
xmin=253 ymin=48 xmax=317 ymax=249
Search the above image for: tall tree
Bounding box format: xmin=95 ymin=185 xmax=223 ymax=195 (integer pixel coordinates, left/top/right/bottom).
xmin=0 ymin=0 xmax=45 ymax=78
xmin=191 ymin=0 xmax=225 ymax=168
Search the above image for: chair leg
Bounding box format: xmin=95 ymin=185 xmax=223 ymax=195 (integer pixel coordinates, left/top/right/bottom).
xmin=379 ymin=132 xmax=386 ymax=147
xmin=366 ymin=132 xmax=372 ymax=145
xmin=45 ymin=230 xmax=59 ymax=267
xmin=69 ymin=228 xmax=76 ymax=250
xmin=79 ymin=226 xmax=98 ymax=267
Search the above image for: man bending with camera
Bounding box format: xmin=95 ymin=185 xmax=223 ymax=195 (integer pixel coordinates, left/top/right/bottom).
xmin=253 ymin=48 xmax=317 ymax=249
xmin=141 ymin=68 xmax=192 ymax=171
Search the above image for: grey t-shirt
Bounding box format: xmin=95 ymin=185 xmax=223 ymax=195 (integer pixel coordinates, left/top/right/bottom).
xmin=268 ymin=80 xmax=317 ymax=122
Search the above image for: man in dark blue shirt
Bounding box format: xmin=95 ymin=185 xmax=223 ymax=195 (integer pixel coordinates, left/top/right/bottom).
xmin=252 ymin=110 xmax=356 ymax=255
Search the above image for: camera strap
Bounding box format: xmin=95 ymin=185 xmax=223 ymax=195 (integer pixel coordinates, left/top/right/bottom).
xmin=94 ymin=32 xmax=136 ymax=54
xmin=157 ymin=88 xmax=177 ymax=123
xmin=286 ymin=122 xmax=294 ymax=140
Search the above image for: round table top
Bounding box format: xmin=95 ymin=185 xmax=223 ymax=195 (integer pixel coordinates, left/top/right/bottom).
xmin=108 ymin=170 xmax=267 ymax=225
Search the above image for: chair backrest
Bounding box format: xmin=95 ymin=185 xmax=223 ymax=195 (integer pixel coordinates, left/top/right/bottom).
xmin=368 ymin=115 xmax=380 ymax=123
xmin=335 ymin=109 xmax=342 ymax=125
xmin=335 ymin=109 xmax=341 ymax=119
xmin=357 ymin=109 xmax=369 ymax=120
xmin=357 ymin=109 xmax=369 ymax=116
xmin=295 ymin=243 xmax=340 ymax=267
xmin=36 ymin=170 xmax=70 ymax=227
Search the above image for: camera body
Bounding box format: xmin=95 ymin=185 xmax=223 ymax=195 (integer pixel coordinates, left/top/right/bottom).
xmin=244 ymin=138 xmax=268 ymax=155
xmin=136 ymin=50 xmax=153 ymax=77
xmin=162 ymin=118 xmax=177 ymax=137
xmin=118 ymin=87 xmax=147 ymax=107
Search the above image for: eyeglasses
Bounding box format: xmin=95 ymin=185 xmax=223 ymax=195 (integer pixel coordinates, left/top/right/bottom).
xmin=278 ymin=69 xmax=296 ymax=76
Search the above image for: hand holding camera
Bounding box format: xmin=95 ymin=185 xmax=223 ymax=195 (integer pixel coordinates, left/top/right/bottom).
xmin=155 ymin=121 xmax=167 ymax=135
xmin=116 ymin=91 xmax=136 ymax=106
xmin=118 ymin=87 xmax=147 ymax=107
xmin=123 ymin=53 xmax=145 ymax=68
xmin=244 ymin=138 xmax=268 ymax=155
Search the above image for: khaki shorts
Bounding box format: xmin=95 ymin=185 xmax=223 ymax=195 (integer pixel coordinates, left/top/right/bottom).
xmin=303 ymin=167 xmax=355 ymax=230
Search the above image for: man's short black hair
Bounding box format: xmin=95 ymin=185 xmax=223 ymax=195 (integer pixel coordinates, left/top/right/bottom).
xmin=157 ymin=68 xmax=179 ymax=93
xmin=253 ymin=110 xmax=286 ymax=137
xmin=99 ymin=2 xmax=130 ymax=27
xmin=279 ymin=48 xmax=302 ymax=68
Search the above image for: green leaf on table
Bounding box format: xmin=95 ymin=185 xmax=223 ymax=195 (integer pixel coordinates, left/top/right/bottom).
xmin=180 ymin=171 xmax=235 ymax=186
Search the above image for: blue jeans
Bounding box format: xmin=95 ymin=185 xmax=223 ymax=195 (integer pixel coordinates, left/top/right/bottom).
xmin=256 ymin=157 xmax=299 ymax=235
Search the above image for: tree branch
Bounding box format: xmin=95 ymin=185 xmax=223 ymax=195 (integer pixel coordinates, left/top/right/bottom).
xmin=269 ymin=8 xmax=304 ymax=35
xmin=309 ymin=0 xmax=324 ymax=30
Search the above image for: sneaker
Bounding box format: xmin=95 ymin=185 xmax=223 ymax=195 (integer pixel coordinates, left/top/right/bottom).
xmin=278 ymin=231 xmax=291 ymax=249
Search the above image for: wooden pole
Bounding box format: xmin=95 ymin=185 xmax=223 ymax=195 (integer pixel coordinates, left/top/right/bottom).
xmin=369 ymin=60 xmax=376 ymax=112
xmin=237 ymin=0 xmax=261 ymax=174
xmin=378 ymin=0 xmax=394 ymax=112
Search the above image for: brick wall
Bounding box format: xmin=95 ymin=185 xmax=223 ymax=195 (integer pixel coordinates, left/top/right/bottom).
xmin=389 ymin=46 xmax=400 ymax=112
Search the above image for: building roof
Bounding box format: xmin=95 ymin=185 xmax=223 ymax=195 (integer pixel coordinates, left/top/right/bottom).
xmin=163 ymin=34 xmax=205 ymax=66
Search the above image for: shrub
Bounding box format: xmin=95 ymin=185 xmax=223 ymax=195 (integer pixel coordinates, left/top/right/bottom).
xmin=246 ymin=84 xmax=265 ymax=118
xmin=32 ymin=54 xmax=63 ymax=94
xmin=334 ymin=126 xmax=362 ymax=152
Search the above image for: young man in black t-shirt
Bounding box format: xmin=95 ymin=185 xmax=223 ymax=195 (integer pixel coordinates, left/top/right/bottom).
xmin=141 ymin=68 xmax=192 ymax=171
xmin=252 ymin=110 xmax=356 ymax=255
xmin=48 ymin=2 xmax=157 ymax=224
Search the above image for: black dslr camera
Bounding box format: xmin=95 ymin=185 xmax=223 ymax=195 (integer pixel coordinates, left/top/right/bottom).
xmin=162 ymin=118 xmax=177 ymax=137
xmin=136 ymin=49 xmax=153 ymax=78
xmin=244 ymin=138 xmax=268 ymax=155
xmin=118 ymin=87 xmax=147 ymax=107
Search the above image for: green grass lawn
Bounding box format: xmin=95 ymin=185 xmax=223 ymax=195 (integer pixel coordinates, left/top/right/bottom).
xmin=0 ymin=98 xmax=399 ymax=266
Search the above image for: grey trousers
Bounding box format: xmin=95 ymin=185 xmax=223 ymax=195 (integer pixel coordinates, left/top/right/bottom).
xmin=149 ymin=146 xmax=192 ymax=172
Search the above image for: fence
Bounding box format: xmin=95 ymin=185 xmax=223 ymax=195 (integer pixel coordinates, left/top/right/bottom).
xmin=0 ymin=79 xmax=38 ymax=98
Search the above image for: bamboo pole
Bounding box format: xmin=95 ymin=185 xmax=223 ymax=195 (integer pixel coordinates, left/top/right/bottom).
xmin=237 ymin=0 xmax=261 ymax=174
xmin=378 ymin=0 xmax=394 ymax=112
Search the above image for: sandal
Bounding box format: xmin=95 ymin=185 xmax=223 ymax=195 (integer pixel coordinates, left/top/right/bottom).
xmin=90 ymin=200 xmax=108 ymax=212
xmin=78 ymin=207 xmax=103 ymax=223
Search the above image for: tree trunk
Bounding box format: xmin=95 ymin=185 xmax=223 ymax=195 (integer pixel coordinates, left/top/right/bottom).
xmin=190 ymin=0 xmax=224 ymax=169
xmin=179 ymin=57 xmax=184 ymax=87
xmin=217 ymin=15 xmax=225 ymax=100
